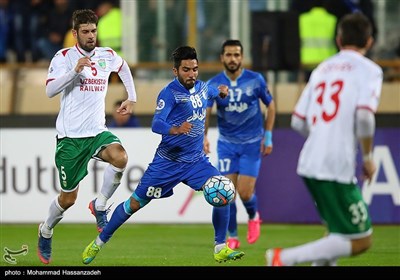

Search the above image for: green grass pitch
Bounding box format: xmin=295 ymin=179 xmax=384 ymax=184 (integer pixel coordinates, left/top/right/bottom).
xmin=1 ymin=223 xmax=399 ymax=267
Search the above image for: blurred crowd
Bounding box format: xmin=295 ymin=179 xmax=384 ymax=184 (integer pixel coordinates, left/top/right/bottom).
xmin=0 ymin=0 xmax=119 ymax=63
xmin=1 ymin=0 xmax=399 ymax=68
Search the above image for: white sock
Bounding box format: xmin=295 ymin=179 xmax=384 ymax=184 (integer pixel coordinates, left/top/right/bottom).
xmin=96 ymin=164 xmax=124 ymax=211
xmin=214 ymin=243 xmax=226 ymax=253
xmin=280 ymin=234 xmax=351 ymax=266
xmin=95 ymin=236 xmax=105 ymax=247
xmin=42 ymin=197 xmax=65 ymax=238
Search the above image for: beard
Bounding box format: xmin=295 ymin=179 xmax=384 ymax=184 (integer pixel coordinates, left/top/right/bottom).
xmin=77 ymin=36 xmax=95 ymax=52
xmin=183 ymin=79 xmax=195 ymax=89
xmin=178 ymin=76 xmax=195 ymax=89
xmin=224 ymin=62 xmax=241 ymax=74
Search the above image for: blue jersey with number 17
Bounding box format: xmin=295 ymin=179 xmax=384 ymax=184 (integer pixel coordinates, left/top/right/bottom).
xmin=207 ymin=69 xmax=273 ymax=144
xmin=152 ymin=78 xmax=219 ymax=163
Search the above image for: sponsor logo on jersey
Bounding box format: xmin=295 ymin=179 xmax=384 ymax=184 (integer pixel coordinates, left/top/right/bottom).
xmin=187 ymin=108 xmax=206 ymax=122
xmin=225 ymin=102 xmax=249 ymax=113
xmin=79 ymin=78 xmax=107 ymax=92
xmin=80 ymin=78 xmax=107 ymax=85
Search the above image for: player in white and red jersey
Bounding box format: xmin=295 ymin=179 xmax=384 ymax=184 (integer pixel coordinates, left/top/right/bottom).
xmin=38 ymin=9 xmax=137 ymax=265
xmin=266 ymin=12 xmax=383 ymax=266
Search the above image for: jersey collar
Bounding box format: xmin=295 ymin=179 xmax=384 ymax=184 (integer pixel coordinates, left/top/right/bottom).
xmin=75 ymin=43 xmax=96 ymax=58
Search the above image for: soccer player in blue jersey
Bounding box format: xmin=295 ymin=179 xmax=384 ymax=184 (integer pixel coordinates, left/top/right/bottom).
xmin=82 ymin=46 xmax=245 ymax=264
xmin=204 ymin=39 xmax=276 ymax=249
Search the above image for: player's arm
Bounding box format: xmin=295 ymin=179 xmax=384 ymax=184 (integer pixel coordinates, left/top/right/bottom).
xmin=45 ymin=52 xmax=83 ymax=98
xmin=203 ymin=106 xmax=213 ymax=154
xmin=291 ymin=112 xmax=309 ymax=137
xmin=291 ymin=83 xmax=311 ymax=137
xmin=153 ymin=117 xmax=192 ymax=135
xmin=204 ymin=83 xmax=223 ymax=153
xmin=151 ymin=90 xmax=193 ymax=135
xmin=260 ymin=83 xmax=276 ymax=156
xmin=169 ymin=122 xmax=193 ymax=135
xmin=116 ymin=100 xmax=135 ymax=116
xmin=356 ymin=108 xmax=376 ymax=184
xmin=115 ymin=61 xmax=137 ymax=115
xmin=117 ymin=60 xmax=137 ymax=103
xmin=262 ymin=100 xmax=276 ymax=156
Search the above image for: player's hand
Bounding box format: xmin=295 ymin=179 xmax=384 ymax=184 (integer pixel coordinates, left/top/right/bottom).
xmin=218 ymin=85 xmax=229 ymax=98
xmin=170 ymin=121 xmax=193 ymax=135
xmin=261 ymin=144 xmax=273 ymax=156
xmin=117 ymin=100 xmax=135 ymax=115
xmin=203 ymin=136 xmax=211 ymax=154
xmin=362 ymin=159 xmax=376 ymax=184
xmin=75 ymin=56 xmax=92 ymax=73
xmin=261 ymin=130 xmax=273 ymax=156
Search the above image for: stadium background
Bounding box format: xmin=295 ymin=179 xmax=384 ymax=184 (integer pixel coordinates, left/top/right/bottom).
xmin=1 ymin=0 xmax=399 ymax=225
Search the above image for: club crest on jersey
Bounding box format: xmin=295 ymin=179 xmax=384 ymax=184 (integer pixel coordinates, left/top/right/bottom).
xmin=98 ymin=59 xmax=106 ymax=69
xmin=245 ymin=86 xmax=253 ymax=96
xmin=156 ymin=99 xmax=165 ymax=110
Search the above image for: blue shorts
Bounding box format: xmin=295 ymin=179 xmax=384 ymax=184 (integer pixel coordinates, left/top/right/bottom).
xmin=217 ymin=139 xmax=262 ymax=177
xmin=134 ymin=153 xmax=220 ymax=201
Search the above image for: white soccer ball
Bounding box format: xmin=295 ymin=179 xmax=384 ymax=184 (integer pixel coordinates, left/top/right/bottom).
xmin=203 ymin=175 xmax=235 ymax=207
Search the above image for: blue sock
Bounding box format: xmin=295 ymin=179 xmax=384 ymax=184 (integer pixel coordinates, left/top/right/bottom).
xmin=99 ymin=202 xmax=131 ymax=243
xmin=228 ymin=201 xmax=238 ymax=236
xmin=212 ymin=205 xmax=229 ymax=245
xmin=243 ymin=194 xmax=257 ymax=219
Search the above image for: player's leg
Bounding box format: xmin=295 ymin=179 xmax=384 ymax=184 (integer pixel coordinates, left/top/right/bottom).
xmin=266 ymin=178 xmax=372 ymax=266
xmin=89 ymin=132 xmax=128 ymax=232
xmin=267 ymin=234 xmax=352 ymax=266
xmin=237 ymin=175 xmax=260 ymax=244
xmin=311 ymin=230 xmax=337 ymax=266
xmin=217 ymin=140 xmax=241 ymax=247
xmin=82 ymin=155 xmax=180 ymax=264
xmin=238 ymin=141 xmax=262 ymax=244
xmin=185 ymin=157 xmax=244 ymax=262
xmin=227 ymin=200 xmax=240 ymax=249
xmin=38 ymin=192 xmax=71 ymax=264
xmin=38 ymin=137 xmax=89 ymax=264
xmin=223 ymin=173 xmax=240 ymax=249
xmin=212 ymin=206 xmax=243 ymax=262
xmin=82 ymin=193 xmax=147 ymax=265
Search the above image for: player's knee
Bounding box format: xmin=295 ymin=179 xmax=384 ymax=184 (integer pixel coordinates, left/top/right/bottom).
xmin=238 ymin=189 xmax=253 ymax=201
xmin=352 ymin=235 xmax=372 ymax=256
xmin=114 ymin=150 xmax=128 ymax=168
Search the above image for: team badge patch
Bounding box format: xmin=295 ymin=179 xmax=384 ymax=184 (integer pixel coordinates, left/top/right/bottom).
xmin=156 ymin=99 xmax=165 ymax=110
xmin=98 ymin=59 xmax=106 ymax=69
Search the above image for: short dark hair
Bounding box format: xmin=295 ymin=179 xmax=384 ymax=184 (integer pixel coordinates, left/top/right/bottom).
xmin=221 ymin=39 xmax=243 ymax=55
xmin=171 ymin=46 xmax=198 ymax=69
xmin=72 ymin=9 xmax=98 ymax=31
xmin=338 ymin=12 xmax=372 ymax=48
